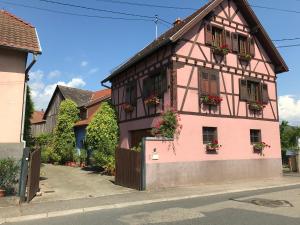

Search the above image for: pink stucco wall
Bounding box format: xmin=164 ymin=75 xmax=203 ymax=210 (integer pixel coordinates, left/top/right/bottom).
xmin=144 ymin=115 xmax=281 ymax=164
xmin=0 ymin=48 xmax=27 ymax=143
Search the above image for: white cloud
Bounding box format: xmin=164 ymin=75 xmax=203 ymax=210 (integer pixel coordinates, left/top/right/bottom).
xmin=88 ymin=68 xmax=99 ymax=74
xmin=279 ymin=95 xmax=300 ymax=125
xmin=80 ymin=61 xmax=88 ymax=67
xmin=29 ymin=70 xmax=86 ymax=110
xmin=48 ymin=70 xmax=61 ymax=79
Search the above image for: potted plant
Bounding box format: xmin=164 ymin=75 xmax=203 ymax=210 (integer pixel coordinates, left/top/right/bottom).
xmin=253 ymin=142 xmax=270 ymax=152
xmin=151 ymin=108 xmax=183 ymax=140
xmin=206 ymin=140 xmax=222 ymax=151
xmin=239 ymin=53 xmax=252 ymax=62
xmin=122 ymin=103 xmax=134 ymax=113
xmin=201 ymin=95 xmax=223 ymax=106
xmin=212 ymin=43 xmax=229 ymax=56
xmin=248 ymin=102 xmax=265 ymax=112
xmin=145 ymin=95 xmax=160 ymax=106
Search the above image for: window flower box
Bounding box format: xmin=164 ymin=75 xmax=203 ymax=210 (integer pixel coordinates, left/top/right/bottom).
xmin=201 ymin=95 xmax=223 ymax=106
xmin=248 ymin=102 xmax=265 ymax=112
xmin=122 ymin=103 xmax=134 ymax=113
xmin=206 ymin=140 xmax=222 ymax=151
xmin=145 ymin=95 xmax=160 ymax=106
xmin=253 ymin=142 xmax=270 ymax=153
xmin=239 ymin=53 xmax=252 ymax=62
xmin=212 ymin=43 xmax=229 ymax=56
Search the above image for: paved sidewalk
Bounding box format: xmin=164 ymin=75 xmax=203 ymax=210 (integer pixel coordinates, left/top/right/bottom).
xmin=1 ymin=175 xmax=300 ymax=223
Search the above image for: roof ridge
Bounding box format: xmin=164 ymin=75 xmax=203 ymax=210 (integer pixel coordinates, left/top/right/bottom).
xmin=57 ymin=85 xmax=93 ymax=93
xmin=0 ymin=10 xmax=34 ymax=28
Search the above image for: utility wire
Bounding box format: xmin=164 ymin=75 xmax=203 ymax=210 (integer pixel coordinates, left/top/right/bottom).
xmin=94 ymin=0 xmax=197 ymax=11
xmin=277 ymin=43 xmax=300 ymax=48
xmin=39 ymin=0 xmax=157 ymax=19
xmin=0 ymin=1 xmax=154 ymax=21
xmin=272 ymin=37 xmax=300 ymax=42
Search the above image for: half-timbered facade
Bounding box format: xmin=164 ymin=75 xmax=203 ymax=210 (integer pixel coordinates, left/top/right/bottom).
xmin=102 ymin=0 xmax=288 ymax=188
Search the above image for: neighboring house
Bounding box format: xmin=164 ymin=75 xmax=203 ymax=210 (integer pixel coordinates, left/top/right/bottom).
xmin=0 ymin=10 xmax=41 ymax=159
xmin=30 ymin=111 xmax=45 ymax=137
xmin=42 ymin=85 xmax=93 ymax=134
xmin=102 ymin=0 xmax=288 ymax=188
xmin=74 ymin=89 xmax=111 ymax=150
xmin=32 ymin=85 xmax=111 ymax=149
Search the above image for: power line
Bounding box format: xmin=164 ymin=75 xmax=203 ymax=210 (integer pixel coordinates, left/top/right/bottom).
xmin=277 ymin=43 xmax=300 ymax=48
xmin=272 ymin=37 xmax=300 ymax=42
xmin=250 ymin=4 xmax=300 ymax=14
xmin=0 ymin=1 xmax=154 ymax=21
xmin=39 ymin=0 xmax=157 ymax=19
xmin=94 ymin=0 xmax=197 ymax=11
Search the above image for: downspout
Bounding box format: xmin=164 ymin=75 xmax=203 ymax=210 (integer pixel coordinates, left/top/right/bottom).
xmin=20 ymin=54 xmax=37 ymax=146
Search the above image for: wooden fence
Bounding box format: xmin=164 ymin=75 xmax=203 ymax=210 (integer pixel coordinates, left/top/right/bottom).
xmin=115 ymin=148 xmax=144 ymax=190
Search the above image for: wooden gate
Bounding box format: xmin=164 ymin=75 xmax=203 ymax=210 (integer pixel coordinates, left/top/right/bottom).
xmin=115 ymin=148 xmax=144 ymax=190
xmin=27 ymin=149 xmax=41 ymax=202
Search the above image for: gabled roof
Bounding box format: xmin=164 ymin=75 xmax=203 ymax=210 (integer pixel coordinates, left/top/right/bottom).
xmin=85 ymin=89 xmax=111 ymax=107
xmin=102 ymin=0 xmax=288 ymax=83
xmin=58 ymin=85 xmax=93 ymax=107
xmin=30 ymin=111 xmax=45 ymax=124
xmin=43 ymin=85 xmax=93 ymax=119
xmin=75 ymin=89 xmax=111 ymax=127
xmin=0 ymin=10 xmax=41 ymax=54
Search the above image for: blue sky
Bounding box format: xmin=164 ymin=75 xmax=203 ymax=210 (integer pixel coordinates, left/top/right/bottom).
xmin=1 ymin=0 xmax=300 ymax=123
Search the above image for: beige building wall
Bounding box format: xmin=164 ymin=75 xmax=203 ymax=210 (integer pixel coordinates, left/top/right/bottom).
xmin=0 ymin=48 xmax=27 ymax=144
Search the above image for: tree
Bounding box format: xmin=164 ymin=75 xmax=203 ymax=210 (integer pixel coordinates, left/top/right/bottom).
xmin=52 ymin=99 xmax=79 ymax=164
xmin=280 ymin=120 xmax=300 ymax=151
xmin=86 ymin=102 xmax=119 ymax=173
xmin=24 ymin=86 xmax=34 ymax=146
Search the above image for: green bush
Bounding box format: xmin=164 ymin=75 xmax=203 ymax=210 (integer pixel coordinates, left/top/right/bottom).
xmin=53 ymin=99 xmax=79 ymax=164
xmin=0 ymin=158 xmax=20 ymax=194
xmin=86 ymin=102 xmax=119 ymax=174
xmin=34 ymin=133 xmax=54 ymax=163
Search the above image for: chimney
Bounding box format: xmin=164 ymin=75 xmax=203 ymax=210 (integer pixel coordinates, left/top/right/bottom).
xmin=173 ymin=18 xmax=183 ymax=26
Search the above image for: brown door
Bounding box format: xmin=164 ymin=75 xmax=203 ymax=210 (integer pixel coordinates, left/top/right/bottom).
xmin=130 ymin=129 xmax=153 ymax=148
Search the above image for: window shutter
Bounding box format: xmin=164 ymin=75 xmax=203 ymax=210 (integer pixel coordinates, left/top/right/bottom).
xmin=209 ymin=73 xmax=219 ymax=96
xmin=205 ymin=23 xmax=213 ymax=46
xmin=125 ymin=85 xmax=131 ymax=103
xmin=131 ymin=83 xmax=137 ymax=106
xmin=239 ymin=79 xmax=248 ymax=101
xmin=160 ymin=72 xmax=168 ymax=95
xmin=225 ymin=30 xmax=231 ymax=51
xmin=200 ymin=71 xmax=209 ymax=95
xmin=261 ymin=83 xmax=269 ymax=104
xmin=232 ymin=33 xmax=239 ymax=53
xmin=249 ymin=37 xmax=255 ymax=57
xmin=142 ymin=77 xmax=150 ymax=98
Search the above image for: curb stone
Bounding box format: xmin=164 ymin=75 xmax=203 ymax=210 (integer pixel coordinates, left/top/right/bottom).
xmin=1 ymin=182 xmax=300 ymax=224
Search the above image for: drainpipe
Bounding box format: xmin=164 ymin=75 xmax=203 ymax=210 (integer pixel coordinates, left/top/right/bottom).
xmin=20 ymin=54 xmax=37 ymax=146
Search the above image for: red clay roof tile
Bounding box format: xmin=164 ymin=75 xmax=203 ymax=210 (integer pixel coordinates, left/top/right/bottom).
xmin=0 ymin=10 xmax=41 ymax=53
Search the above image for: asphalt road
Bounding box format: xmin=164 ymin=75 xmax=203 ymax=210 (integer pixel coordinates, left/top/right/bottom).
xmin=6 ymin=185 xmax=300 ymax=225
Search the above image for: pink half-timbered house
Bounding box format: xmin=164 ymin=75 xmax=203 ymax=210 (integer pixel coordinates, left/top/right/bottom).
xmin=102 ymin=0 xmax=288 ymax=189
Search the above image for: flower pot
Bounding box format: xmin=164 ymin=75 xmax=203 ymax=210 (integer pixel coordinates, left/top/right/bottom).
xmin=206 ymin=146 xmax=218 ymax=151
xmin=239 ymin=54 xmax=252 ymax=62
xmin=0 ymin=189 xmax=5 ymax=198
xmin=145 ymin=96 xmax=160 ymax=106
